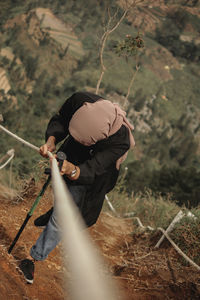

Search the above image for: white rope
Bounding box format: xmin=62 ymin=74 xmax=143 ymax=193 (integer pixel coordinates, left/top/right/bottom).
xmin=158 ymin=227 xmax=200 ymax=271
xmin=187 ymin=211 xmax=197 ymax=220
xmin=7 ymin=149 xmax=15 ymax=156
xmin=131 ymin=214 xmax=200 ymax=272
xmin=123 ymin=212 xmax=135 ymax=218
xmin=155 ymin=210 xmax=185 ymax=248
xmin=133 ymin=217 xmax=154 ymax=231
xmin=105 ymin=195 xmax=119 ymax=216
xmin=1 ymin=125 xmax=118 ymax=299
xmin=131 ymin=212 xmax=200 ymax=271
xmin=105 ymin=195 xmax=136 ymax=219
xmin=0 ymin=125 xmax=53 ymax=159
xmin=51 ymin=158 xmax=119 ymax=300
xmin=2 ymin=125 xmax=199 ymax=288
xmin=0 ymin=125 xmax=40 ymax=152
xmin=0 ymin=149 xmax=15 ymax=170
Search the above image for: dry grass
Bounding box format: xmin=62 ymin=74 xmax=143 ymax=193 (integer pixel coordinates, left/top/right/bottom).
xmin=0 ymin=170 xmax=19 ymax=202
xmin=0 ymin=183 xmax=18 ymax=201
xmin=105 ymin=179 xmax=200 ymax=269
xmin=0 ymin=170 xmax=36 ymax=204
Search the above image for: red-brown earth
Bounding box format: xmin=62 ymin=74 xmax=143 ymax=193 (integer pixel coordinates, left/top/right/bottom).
xmin=0 ymin=179 xmax=200 ymax=300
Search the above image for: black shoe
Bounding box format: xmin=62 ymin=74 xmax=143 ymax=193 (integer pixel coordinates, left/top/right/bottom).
xmin=19 ymin=259 xmax=34 ymax=284
xmin=34 ymin=207 xmax=53 ymax=227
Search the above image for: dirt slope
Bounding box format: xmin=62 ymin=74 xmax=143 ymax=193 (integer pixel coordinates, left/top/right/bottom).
xmin=0 ymin=180 xmax=200 ymax=300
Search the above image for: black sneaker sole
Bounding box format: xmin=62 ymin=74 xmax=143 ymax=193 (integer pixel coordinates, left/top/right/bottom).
xmin=19 ymin=259 xmax=34 ymax=284
xmin=18 ymin=267 xmax=34 ymax=284
xmin=25 ymin=278 xmax=33 ymax=284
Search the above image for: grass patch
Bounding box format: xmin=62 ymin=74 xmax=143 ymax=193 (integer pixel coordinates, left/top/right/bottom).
xmin=104 ymin=182 xmax=200 ymax=266
xmin=170 ymin=210 xmax=200 ymax=265
xmin=106 ymin=187 xmax=180 ymax=229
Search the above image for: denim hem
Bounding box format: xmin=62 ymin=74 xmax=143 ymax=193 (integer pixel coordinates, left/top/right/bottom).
xmin=30 ymin=246 xmax=48 ymax=261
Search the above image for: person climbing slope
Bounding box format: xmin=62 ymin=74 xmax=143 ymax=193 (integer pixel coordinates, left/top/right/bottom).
xmin=19 ymin=91 xmax=135 ymax=283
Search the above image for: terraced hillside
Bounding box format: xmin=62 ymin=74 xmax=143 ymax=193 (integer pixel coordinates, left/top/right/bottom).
xmin=0 ymin=68 xmax=10 ymax=94
xmin=35 ymin=8 xmax=84 ymax=58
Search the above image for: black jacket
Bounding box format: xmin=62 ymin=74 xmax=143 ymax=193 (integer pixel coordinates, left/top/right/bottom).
xmin=46 ymin=92 xmax=130 ymax=227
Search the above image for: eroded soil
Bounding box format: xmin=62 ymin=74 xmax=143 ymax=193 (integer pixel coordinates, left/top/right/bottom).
xmin=0 ymin=179 xmax=200 ymax=300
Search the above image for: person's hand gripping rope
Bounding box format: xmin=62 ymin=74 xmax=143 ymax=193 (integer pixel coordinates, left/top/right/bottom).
xmin=39 ymin=136 xmax=56 ymax=158
xmin=41 ymin=136 xmax=80 ymax=180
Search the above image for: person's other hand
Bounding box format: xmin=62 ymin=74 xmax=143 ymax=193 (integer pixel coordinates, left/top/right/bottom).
xmin=60 ymin=160 xmax=75 ymax=176
xmin=40 ymin=136 xmax=56 ymax=158
xmin=60 ymin=160 xmax=80 ymax=180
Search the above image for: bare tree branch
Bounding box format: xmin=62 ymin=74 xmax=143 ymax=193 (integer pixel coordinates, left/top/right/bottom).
xmin=96 ymin=0 xmax=142 ymax=101
xmin=96 ymin=5 xmax=132 ymax=94
xmin=124 ymin=64 xmax=140 ymax=108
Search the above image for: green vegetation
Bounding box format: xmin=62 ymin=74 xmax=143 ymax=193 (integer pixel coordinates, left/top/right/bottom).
xmin=106 ymin=184 xmax=200 ymax=265
xmin=171 ymin=212 xmax=200 ymax=265
xmin=0 ymin=0 xmax=200 ymax=209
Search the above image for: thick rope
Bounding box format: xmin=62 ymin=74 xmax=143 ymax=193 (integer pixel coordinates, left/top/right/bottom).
xmin=155 ymin=210 xmax=185 ymax=248
xmin=158 ymin=227 xmax=200 ymax=271
xmin=0 ymin=125 xmax=40 ymax=152
xmin=0 ymin=125 xmax=53 ymax=159
xmin=1 ymin=125 xmax=118 ymax=300
xmin=105 ymin=195 xmax=119 ymax=216
xmin=3 ymin=125 xmax=199 ymax=286
xmin=133 ymin=217 xmax=154 ymax=231
xmin=131 ymin=211 xmax=200 ymax=272
xmin=123 ymin=212 xmax=135 ymax=218
xmin=0 ymin=149 xmax=15 ymax=170
xmin=51 ymin=157 xmax=119 ymax=300
xmin=105 ymin=196 xmax=200 ymax=272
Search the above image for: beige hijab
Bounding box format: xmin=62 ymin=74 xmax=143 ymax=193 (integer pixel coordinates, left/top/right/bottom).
xmin=69 ymin=99 xmax=135 ymax=169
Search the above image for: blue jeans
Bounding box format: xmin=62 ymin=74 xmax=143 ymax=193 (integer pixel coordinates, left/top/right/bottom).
xmin=30 ymin=184 xmax=87 ymax=261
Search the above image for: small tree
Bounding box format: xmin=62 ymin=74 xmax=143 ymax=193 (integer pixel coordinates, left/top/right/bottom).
xmin=114 ymin=33 xmax=144 ymax=107
xmin=95 ymin=0 xmax=144 ymax=106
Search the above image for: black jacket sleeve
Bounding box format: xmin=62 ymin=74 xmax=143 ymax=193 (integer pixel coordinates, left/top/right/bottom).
xmin=76 ymin=125 xmax=130 ymax=185
xmin=45 ymin=92 xmax=103 ymax=143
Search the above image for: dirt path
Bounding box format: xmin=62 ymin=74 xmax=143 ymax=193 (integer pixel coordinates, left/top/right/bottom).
xmin=0 ymin=180 xmax=200 ymax=299
xmin=0 ymin=180 xmax=64 ymax=299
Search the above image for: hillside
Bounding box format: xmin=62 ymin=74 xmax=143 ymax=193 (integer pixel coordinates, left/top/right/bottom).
xmin=0 ymin=1 xmax=200 ymax=281
xmin=1 ymin=1 xmax=200 ymax=299
xmin=0 ymin=1 xmax=199 ymax=186
xmin=0 ymin=181 xmax=200 ymax=299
